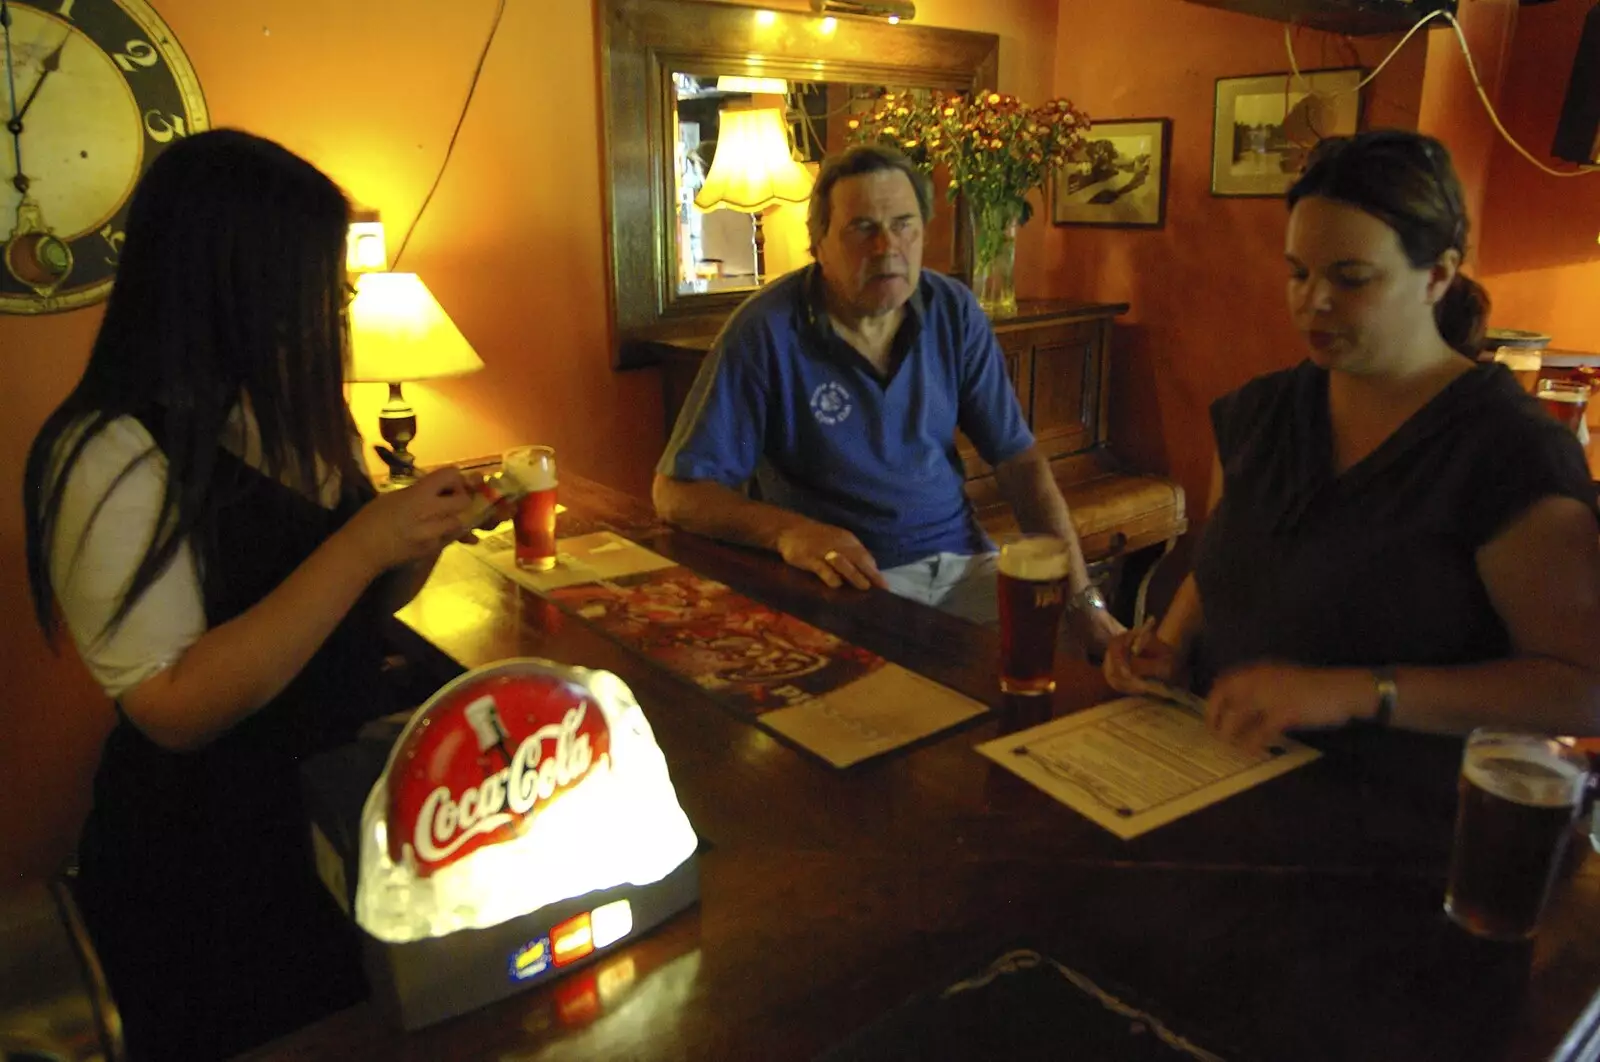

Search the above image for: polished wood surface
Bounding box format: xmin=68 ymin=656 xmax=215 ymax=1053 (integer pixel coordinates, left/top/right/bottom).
xmin=253 ymin=473 xmax=1600 ymax=1062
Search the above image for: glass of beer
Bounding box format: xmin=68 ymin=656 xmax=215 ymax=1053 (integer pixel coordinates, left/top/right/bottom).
xmin=1535 ymin=378 xmax=1590 ymax=434
xmin=1444 ymin=729 xmax=1589 ymax=942
xmin=997 ymin=535 xmax=1071 ymax=696
xmin=504 ymin=445 xmax=558 ymax=571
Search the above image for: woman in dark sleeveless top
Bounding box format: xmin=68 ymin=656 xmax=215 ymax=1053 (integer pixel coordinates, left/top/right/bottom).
xmin=1103 ymin=131 xmax=1600 ymax=751
xmin=24 ymin=131 xmax=477 ymax=1061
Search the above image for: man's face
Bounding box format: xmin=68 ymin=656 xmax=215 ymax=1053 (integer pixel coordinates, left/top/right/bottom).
xmin=813 ymin=169 xmax=924 ymax=319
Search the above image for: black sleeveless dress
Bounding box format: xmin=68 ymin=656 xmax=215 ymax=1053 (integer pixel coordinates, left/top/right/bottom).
xmin=72 ymin=418 xmax=394 ymax=1061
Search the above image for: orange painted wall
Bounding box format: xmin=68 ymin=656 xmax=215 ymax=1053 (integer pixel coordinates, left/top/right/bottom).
xmin=1476 ymin=0 xmax=1600 ymax=350
xmin=1042 ymin=0 xmax=1428 ymax=514
xmin=0 ymin=0 xmax=653 ymax=881
xmin=0 ymin=0 xmax=1064 ymax=880
xmin=1416 ymin=0 xmax=1519 ymax=242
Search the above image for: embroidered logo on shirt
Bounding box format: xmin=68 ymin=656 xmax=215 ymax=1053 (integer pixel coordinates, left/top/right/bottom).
xmin=810 ymin=382 xmax=853 ymax=426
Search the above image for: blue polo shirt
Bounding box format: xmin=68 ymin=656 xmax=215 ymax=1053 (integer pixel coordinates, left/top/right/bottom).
xmin=657 ymin=265 xmax=1034 ymax=569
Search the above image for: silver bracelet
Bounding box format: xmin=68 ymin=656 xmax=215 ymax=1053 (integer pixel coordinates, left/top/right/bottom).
xmin=1066 ymin=584 xmax=1106 ymax=614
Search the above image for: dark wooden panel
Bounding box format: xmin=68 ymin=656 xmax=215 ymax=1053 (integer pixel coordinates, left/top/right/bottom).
xmin=1179 ymin=0 xmax=1456 ymax=36
xmin=1019 ymin=320 xmax=1096 ymax=459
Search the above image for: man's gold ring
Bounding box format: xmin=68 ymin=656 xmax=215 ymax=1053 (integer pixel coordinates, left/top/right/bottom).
xmin=823 ymin=550 xmax=840 ymax=563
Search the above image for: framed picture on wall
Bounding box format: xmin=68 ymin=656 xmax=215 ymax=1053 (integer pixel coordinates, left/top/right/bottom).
xmin=1051 ymin=118 xmax=1171 ymax=229
xmin=1211 ymin=68 xmax=1364 ymax=197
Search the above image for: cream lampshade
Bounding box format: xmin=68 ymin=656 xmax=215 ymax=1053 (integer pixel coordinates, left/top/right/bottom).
xmin=694 ymin=105 xmax=814 ymax=282
xmin=345 ymin=271 xmax=484 ymax=485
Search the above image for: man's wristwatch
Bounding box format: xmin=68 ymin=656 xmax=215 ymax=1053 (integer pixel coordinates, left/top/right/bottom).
xmin=1066 ymin=584 xmax=1106 ymax=614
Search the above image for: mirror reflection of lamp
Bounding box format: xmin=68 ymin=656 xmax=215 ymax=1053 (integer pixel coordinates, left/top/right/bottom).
xmin=345 ymin=272 xmax=484 ymax=487
xmin=693 ymin=105 xmax=814 ymax=283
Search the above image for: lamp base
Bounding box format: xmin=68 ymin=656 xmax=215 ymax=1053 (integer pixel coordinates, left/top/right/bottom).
xmin=378 ymin=381 xmax=420 ymax=488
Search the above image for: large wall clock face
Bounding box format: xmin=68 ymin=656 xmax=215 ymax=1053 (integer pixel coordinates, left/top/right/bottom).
xmin=0 ymin=0 xmax=207 ymax=314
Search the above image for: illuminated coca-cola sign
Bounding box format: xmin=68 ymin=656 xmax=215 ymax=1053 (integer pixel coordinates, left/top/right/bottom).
xmin=387 ymin=672 xmax=612 ymax=876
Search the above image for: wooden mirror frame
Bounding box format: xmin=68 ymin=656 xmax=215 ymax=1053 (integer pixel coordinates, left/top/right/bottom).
xmin=598 ymin=0 xmax=998 ymax=368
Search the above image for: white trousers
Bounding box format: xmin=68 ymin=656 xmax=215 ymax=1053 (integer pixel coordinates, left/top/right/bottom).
xmin=881 ymin=552 xmax=1000 ymax=627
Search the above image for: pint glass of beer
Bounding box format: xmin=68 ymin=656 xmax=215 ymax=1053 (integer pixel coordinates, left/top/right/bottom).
xmin=997 ymin=535 xmax=1071 ymax=695
xmin=1535 ymin=378 xmax=1590 ymax=434
xmin=1444 ymin=729 xmax=1589 ymax=941
xmin=504 ymin=445 xmax=558 ymax=571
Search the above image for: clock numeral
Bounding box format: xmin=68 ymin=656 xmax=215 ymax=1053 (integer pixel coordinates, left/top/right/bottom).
xmin=114 ymin=41 xmax=161 ymax=73
xmin=100 ymin=224 xmax=125 ymax=265
xmin=143 ymin=110 xmax=189 ymax=144
xmin=56 ymin=0 xmax=77 ymax=19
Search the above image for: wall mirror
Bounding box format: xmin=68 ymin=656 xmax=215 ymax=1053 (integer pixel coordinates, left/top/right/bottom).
xmin=600 ymin=0 xmax=998 ymax=368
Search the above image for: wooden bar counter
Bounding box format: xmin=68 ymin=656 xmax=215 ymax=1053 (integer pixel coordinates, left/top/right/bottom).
xmin=245 ymin=472 xmax=1600 ymax=1062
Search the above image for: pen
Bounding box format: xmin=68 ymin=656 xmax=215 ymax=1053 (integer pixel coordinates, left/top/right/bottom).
xmin=1130 ymin=617 xmax=1155 ymax=658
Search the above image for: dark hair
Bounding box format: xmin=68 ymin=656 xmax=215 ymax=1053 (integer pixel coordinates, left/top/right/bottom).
xmin=1287 ymin=129 xmax=1490 ymax=358
xmin=25 ymin=128 xmax=362 ymax=643
xmin=807 ymin=144 xmax=934 ymax=254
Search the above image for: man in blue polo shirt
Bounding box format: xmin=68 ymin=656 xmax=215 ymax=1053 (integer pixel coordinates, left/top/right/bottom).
xmin=654 ymin=144 xmax=1116 ymax=641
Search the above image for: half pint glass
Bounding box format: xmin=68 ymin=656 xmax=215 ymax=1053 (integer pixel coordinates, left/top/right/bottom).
xmin=997 ymin=535 xmax=1071 ymax=695
xmin=1444 ymin=729 xmax=1588 ymax=941
xmin=504 ymin=445 xmax=558 ymax=571
xmin=1536 ymin=378 xmax=1589 ymax=434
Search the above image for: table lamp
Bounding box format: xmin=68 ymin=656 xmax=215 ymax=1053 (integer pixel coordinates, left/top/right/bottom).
xmin=345 ymin=272 xmax=484 ymax=486
xmin=693 ymin=105 xmax=814 ymax=283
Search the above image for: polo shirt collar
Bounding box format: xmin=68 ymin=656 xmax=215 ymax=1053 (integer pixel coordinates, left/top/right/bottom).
xmin=799 ymin=263 xmax=926 ymax=371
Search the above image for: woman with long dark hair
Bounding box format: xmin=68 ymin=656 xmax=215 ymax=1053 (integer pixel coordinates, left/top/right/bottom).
xmin=24 ymin=129 xmax=475 ymax=1060
xmin=1105 ymin=130 xmax=1600 ymax=747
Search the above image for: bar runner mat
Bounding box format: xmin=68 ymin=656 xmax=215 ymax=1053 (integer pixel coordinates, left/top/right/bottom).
xmin=460 ymin=529 xmax=986 ymax=767
xmin=815 ymin=948 xmax=1229 ymax=1062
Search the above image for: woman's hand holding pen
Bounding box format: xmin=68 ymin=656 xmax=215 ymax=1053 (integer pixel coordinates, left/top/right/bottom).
xmin=1102 ymin=617 xmax=1182 ymax=695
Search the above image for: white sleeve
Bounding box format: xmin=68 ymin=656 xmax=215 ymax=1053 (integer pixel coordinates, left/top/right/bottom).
xmin=50 ymin=417 xmax=206 ymax=700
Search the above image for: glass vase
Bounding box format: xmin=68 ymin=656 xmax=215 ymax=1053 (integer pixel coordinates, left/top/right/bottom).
xmin=970 ymin=198 xmax=1022 ymax=317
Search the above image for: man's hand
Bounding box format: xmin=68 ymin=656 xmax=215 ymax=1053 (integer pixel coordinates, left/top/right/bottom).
xmin=775 ymin=522 xmax=888 ymax=590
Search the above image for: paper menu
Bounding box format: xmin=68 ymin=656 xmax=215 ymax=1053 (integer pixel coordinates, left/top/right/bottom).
xmin=976 ymin=697 xmax=1320 ymax=839
xmin=466 ymin=527 xmax=679 ymax=591
xmin=460 ymin=530 xmax=988 ymax=768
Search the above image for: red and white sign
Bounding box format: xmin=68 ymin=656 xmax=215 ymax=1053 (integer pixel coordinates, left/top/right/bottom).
xmin=386 ymin=670 xmax=613 ymax=877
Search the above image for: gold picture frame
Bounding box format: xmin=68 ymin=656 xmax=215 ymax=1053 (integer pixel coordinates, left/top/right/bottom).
xmin=1211 ymin=68 xmax=1363 ymax=197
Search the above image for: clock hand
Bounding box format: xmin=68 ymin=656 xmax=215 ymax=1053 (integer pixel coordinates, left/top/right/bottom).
xmin=11 ymin=34 xmax=64 ymax=130
xmin=0 ymin=0 xmax=27 ymax=199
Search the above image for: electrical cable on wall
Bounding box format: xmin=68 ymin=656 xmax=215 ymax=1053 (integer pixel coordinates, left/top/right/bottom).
xmin=392 ymin=0 xmax=508 ymax=269
xmin=1283 ymin=8 xmax=1598 ymax=178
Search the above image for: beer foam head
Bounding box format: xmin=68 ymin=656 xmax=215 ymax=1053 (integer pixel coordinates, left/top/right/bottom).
xmin=504 ymin=449 xmax=557 ymax=491
xmin=999 ymin=536 xmax=1071 ymax=581
xmin=1539 ymin=389 xmax=1587 ymax=407
xmin=1493 ymin=350 xmax=1542 ymax=372
xmin=1463 ymin=741 xmax=1586 ymax=809
xmin=355 ymin=658 xmax=698 ymax=943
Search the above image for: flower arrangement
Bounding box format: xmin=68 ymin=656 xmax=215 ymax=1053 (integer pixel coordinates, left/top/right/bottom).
xmin=847 ymin=90 xmax=1091 ymax=314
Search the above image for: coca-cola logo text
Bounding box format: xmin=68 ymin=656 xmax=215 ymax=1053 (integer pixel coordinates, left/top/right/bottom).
xmin=413 ymin=702 xmax=598 ymax=865
xmin=387 ymin=671 xmax=612 ymax=876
